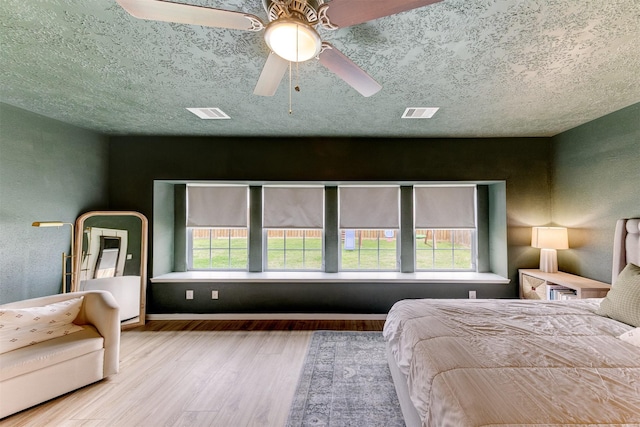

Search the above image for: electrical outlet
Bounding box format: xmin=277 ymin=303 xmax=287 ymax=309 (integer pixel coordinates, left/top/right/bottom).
xmin=211 ymin=290 xmax=219 ymax=300
xmin=186 ymin=290 xmax=194 ymax=300
xmin=469 ymin=290 xmax=477 ymax=299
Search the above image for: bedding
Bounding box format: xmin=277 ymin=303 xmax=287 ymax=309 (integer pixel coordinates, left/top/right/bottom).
xmin=385 ymin=218 xmax=640 ymax=426
xmin=620 ymin=327 xmax=640 ymax=347
xmin=384 ymin=298 xmax=640 ymax=426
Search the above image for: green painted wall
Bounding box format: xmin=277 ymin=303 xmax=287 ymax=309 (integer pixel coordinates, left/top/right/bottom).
xmin=0 ymin=104 xmax=109 ymax=303
xmin=151 ymin=181 xmax=175 ymax=276
xmin=4 ymin=100 xmax=635 ymax=312
xmin=552 ymin=103 xmax=640 ymax=283
xmin=109 ymin=136 xmax=552 ymax=313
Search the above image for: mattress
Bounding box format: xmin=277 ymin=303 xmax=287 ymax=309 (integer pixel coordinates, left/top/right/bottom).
xmin=383 ymin=298 xmax=640 ymax=426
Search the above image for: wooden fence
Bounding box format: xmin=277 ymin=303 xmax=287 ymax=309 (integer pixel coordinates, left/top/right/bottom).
xmin=192 ymin=228 xmax=470 ymax=246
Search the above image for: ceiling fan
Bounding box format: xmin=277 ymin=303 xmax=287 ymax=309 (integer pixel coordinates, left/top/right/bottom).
xmin=115 ymin=0 xmax=443 ymax=97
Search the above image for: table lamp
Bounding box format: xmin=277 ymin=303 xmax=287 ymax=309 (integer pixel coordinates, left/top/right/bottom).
xmin=531 ymin=226 xmax=568 ymax=273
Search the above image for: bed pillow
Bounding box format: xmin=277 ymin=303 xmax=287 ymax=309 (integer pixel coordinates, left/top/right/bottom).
xmin=0 ymin=297 xmax=84 ymax=354
xmin=619 ymin=328 xmax=640 ymax=348
xmin=597 ymin=263 xmax=640 ymax=327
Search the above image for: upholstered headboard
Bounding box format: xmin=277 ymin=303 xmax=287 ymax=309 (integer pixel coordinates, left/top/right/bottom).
xmin=612 ymin=218 xmax=640 ymax=283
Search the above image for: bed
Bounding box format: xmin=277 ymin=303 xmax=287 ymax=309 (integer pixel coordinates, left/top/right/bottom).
xmin=384 ymin=218 xmax=640 ymax=426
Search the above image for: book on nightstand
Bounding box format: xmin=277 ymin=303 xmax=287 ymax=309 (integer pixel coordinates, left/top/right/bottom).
xmin=546 ymin=285 xmax=577 ymax=300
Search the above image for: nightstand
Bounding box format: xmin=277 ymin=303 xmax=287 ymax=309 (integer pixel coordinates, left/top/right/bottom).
xmin=519 ymin=269 xmax=610 ymax=300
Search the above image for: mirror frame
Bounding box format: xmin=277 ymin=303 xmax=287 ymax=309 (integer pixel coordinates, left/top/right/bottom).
xmin=74 ymin=211 xmax=148 ymax=329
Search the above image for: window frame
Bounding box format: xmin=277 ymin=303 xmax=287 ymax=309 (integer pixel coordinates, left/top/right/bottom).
xmin=413 ymin=184 xmax=478 ymax=272
xmin=171 ymin=181 xmax=501 ymax=276
xmin=263 ymin=228 xmax=324 ymax=271
xmin=187 ymin=227 xmax=249 ymax=271
xmin=414 ymin=228 xmax=477 ymax=272
xmin=261 ymin=185 xmax=325 ymax=271
xmin=339 ymin=228 xmax=400 ymax=271
xmin=337 ymin=185 xmax=401 ymax=272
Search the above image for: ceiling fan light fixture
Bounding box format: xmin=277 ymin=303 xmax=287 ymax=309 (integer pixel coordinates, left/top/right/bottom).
xmin=264 ymin=18 xmax=321 ymax=62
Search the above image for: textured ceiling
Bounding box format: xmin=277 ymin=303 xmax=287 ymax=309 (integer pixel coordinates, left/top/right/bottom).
xmin=1 ymin=0 xmax=639 ymax=137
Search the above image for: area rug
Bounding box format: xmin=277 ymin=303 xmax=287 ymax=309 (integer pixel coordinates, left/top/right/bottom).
xmin=286 ymin=331 xmax=405 ymax=427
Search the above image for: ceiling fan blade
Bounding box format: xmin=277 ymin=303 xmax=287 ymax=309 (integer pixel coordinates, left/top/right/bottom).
xmin=254 ymin=53 xmax=289 ymax=96
xmin=318 ymin=43 xmax=382 ymax=97
xmin=319 ymin=0 xmax=442 ymax=28
xmin=115 ymin=0 xmax=265 ymax=31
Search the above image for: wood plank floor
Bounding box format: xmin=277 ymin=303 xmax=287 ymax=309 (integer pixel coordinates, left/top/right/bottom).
xmin=1 ymin=320 xmax=385 ymax=427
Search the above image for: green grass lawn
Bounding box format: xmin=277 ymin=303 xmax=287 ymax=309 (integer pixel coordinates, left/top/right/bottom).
xmin=192 ymin=236 xmax=471 ymax=270
xmin=341 ymin=237 xmax=397 ymax=269
xmin=416 ymin=239 xmax=472 ymax=269
xmin=192 ymin=237 xmax=248 ymax=269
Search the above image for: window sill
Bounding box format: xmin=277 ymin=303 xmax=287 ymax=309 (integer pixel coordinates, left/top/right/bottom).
xmin=151 ymin=271 xmax=510 ymax=284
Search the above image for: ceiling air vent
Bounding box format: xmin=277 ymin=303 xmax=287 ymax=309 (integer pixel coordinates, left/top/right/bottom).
xmin=402 ymin=107 xmax=439 ymax=119
xmin=186 ymin=108 xmax=230 ymax=119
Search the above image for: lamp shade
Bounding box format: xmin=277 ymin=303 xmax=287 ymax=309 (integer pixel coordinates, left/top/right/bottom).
xmin=264 ymin=18 xmax=321 ymax=62
xmin=32 ymin=221 xmax=65 ymax=227
xmin=531 ymin=227 xmax=569 ymax=250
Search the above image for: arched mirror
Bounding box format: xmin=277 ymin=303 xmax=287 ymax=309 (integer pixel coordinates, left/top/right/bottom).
xmin=74 ymin=211 xmax=148 ymax=329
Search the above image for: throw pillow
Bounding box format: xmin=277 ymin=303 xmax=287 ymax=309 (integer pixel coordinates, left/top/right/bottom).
xmin=619 ymin=327 xmax=640 ymax=348
xmin=597 ymin=263 xmax=640 ymax=327
xmin=0 ymin=296 xmax=85 ymax=354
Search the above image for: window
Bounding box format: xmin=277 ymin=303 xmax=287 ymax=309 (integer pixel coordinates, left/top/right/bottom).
xmin=157 ymin=180 xmax=506 ymax=278
xmin=186 ymin=185 xmax=249 ymax=270
xmin=263 ymin=186 xmax=324 ymax=271
xmin=169 ymin=181 xmax=493 ymax=274
xmin=415 ymin=229 xmax=474 ymax=270
xmin=414 ymin=185 xmax=477 ymax=271
xmin=265 ymin=229 xmax=323 ymax=270
xmin=341 ymin=229 xmax=398 ymax=270
xmin=189 ymin=228 xmax=248 ymax=270
xmin=339 ymin=186 xmax=400 ymax=271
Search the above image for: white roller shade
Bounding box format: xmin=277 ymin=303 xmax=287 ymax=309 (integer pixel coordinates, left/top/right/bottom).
xmin=263 ymin=186 xmax=324 ymax=228
xmin=186 ymin=186 xmax=248 ymax=227
xmin=339 ymin=186 xmax=399 ymax=229
xmin=414 ymin=186 xmax=476 ymax=228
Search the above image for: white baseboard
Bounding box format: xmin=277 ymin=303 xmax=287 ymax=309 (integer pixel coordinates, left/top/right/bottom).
xmin=146 ymin=313 xmax=387 ymax=321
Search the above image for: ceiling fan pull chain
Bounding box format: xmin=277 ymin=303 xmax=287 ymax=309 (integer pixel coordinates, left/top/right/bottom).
xmin=289 ymin=61 xmax=293 ymax=115
xmin=295 ymin=23 xmax=300 ymax=93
